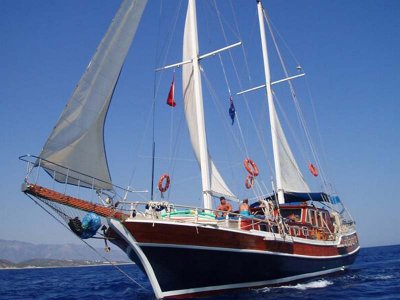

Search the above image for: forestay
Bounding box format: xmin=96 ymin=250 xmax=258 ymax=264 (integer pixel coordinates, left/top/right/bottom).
xmin=38 ymin=0 xmax=147 ymax=190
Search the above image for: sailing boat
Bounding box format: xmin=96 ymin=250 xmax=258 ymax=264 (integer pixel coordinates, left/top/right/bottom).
xmin=20 ymin=0 xmax=359 ymax=298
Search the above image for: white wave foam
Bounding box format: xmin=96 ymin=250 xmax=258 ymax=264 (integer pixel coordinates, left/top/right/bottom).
xmin=256 ymin=287 xmax=271 ymax=293
xmin=256 ymin=279 xmax=333 ymax=293
xmin=279 ymin=279 xmax=333 ymax=290
xmin=375 ymin=275 xmax=394 ymax=280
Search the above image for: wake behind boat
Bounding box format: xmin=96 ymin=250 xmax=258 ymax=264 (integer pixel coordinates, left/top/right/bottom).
xmin=21 ymin=0 xmax=359 ymax=298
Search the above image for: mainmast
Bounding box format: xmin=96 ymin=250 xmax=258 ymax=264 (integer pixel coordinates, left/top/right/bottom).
xmin=256 ymin=0 xmax=285 ymax=204
xmin=187 ymin=0 xmax=212 ymax=209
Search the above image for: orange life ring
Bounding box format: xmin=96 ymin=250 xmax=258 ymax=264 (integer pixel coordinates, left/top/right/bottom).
xmin=245 ymin=175 xmax=254 ymax=189
xmin=244 ymin=158 xmax=259 ymax=177
xmin=308 ymin=163 xmax=318 ymax=177
xmin=158 ymin=173 xmax=170 ymax=193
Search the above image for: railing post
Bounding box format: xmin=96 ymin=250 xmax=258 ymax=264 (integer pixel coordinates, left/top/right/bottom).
xmin=52 ymin=170 xmax=56 ymax=190
xmin=91 ymin=177 xmax=95 ymax=202
xmin=34 ymin=158 xmax=42 ymax=184
xmin=64 ymin=168 xmax=70 ymax=195
xmin=25 ymin=161 xmax=34 ymax=182
xmin=77 ymin=179 xmax=81 ymax=199
xmin=130 ymin=203 xmax=134 ymax=218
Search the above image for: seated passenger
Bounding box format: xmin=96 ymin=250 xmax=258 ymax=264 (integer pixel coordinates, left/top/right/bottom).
xmin=215 ymin=196 xmax=232 ymax=217
xmin=287 ymin=212 xmax=300 ymax=222
xmin=239 ymin=199 xmax=250 ymax=216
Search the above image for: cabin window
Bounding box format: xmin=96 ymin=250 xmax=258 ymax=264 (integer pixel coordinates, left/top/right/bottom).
xmin=281 ymin=209 xmax=301 ymax=222
xmin=307 ymin=210 xmax=318 ymax=227
xmin=319 ymin=212 xmax=329 ymax=228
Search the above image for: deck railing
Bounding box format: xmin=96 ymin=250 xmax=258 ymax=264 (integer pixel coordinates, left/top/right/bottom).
xmin=20 ymin=155 xmax=346 ymax=241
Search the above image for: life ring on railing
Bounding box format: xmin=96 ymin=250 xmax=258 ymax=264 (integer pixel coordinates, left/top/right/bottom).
xmin=158 ymin=174 xmax=170 ymax=193
xmin=308 ymin=163 xmax=318 ymax=177
xmin=245 ymin=175 xmax=254 ymax=189
xmin=244 ymin=158 xmax=259 ymax=177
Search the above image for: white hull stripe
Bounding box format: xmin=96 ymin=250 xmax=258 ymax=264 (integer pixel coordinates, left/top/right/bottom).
xmin=162 ymin=265 xmax=349 ymax=298
xmin=138 ymin=242 xmax=360 ymax=260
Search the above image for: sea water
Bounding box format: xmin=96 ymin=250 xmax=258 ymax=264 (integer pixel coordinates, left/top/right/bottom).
xmin=1 ymin=245 xmax=399 ymax=299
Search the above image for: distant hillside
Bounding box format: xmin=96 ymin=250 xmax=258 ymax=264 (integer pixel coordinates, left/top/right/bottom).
xmin=0 ymin=239 xmax=129 ymax=264
xmin=0 ymin=259 xmax=16 ymax=268
xmin=0 ymin=258 xmax=133 ymax=269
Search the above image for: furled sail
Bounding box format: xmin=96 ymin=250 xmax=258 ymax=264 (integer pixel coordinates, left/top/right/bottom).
xmin=272 ymin=99 xmax=310 ymax=193
xmin=182 ymin=0 xmax=236 ymax=202
xmin=38 ymin=0 xmax=147 ymax=190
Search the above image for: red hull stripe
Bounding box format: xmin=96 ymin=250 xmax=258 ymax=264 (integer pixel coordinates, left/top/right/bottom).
xmin=123 ymin=220 xmax=359 ymax=257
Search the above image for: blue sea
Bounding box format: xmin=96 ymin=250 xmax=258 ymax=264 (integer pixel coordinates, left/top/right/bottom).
xmin=1 ymin=245 xmax=399 ymax=299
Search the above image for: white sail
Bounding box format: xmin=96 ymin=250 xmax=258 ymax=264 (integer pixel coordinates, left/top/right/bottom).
xmin=182 ymin=0 xmax=236 ymax=205
xmin=38 ymin=0 xmax=147 ymax=190
xmin=272 ymin=103 xmax=310 ymax=193
xmin=256 ymin=1 xmax=309 ymax=204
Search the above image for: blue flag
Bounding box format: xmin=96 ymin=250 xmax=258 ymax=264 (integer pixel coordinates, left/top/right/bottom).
xmin=330 ymin=196 xmax=341 ymax=205
xmin=229 ymin=96 xmax=235 ymax=125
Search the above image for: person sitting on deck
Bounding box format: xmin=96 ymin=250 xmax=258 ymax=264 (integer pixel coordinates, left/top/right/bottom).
xmin=215 ymin=196 xmax=232 ymax=217
xmin=239 ymin=198 xmax=250 ymax=216
xmin=287 ymin=212 xmax=300 ymax=222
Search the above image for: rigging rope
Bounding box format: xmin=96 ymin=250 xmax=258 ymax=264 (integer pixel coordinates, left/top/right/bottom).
xmin=263 ymin=9 xmax=329 ymax=189
xmin=201 ymin=68 xmax=259 ymax=196
xmin=124 ymin=0 xmax=184 ymax=202
xmin=304 ymin=76 xmax=331 ymax=189
xmin=228 ymin=0 xmax=253 ymax=83
xmin=215 ymin=1 xmax=282 ymax=198
xmin=26 ymin=193 xmax=149 ymax=291
xmin=216 ymin=2 xmax=276 ymax=183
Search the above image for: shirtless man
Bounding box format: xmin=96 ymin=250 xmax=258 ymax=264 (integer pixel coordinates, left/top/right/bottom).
xmin=216 ymin=196 xmax=232 ymax=217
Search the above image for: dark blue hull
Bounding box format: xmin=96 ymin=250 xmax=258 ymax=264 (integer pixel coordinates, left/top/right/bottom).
xmin=140 ymin=245 xmax=359 ymax=294
xmin=108 ymin=219 xmax=360 ymax=298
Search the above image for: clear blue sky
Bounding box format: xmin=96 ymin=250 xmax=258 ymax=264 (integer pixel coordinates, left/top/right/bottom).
xmin=1 ymin=0 xmax=399 ymax=248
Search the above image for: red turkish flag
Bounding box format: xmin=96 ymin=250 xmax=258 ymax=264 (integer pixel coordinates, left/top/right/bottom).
xmin=166 ymin=77 xmax=176 ymax=107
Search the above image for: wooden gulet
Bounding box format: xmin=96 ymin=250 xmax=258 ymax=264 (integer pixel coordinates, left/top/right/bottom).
xmin=20 ymin=0 xmax=360 ymax=299
xmin=21 ymin=158 xmax=359 ymax=299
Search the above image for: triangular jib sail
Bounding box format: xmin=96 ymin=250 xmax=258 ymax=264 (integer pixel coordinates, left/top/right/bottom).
xmin=182 ymin=0 xmax=236 ymax=206
xmin=38 ymin=0 xmax=147 ymax=190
